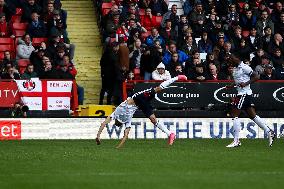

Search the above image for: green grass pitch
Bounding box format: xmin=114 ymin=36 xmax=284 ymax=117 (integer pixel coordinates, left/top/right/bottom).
xmin=0 ymin=139 xmax=283 ymax=189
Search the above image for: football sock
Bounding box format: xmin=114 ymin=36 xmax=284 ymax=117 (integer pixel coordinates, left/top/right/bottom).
xmin=160 ymin=77 xmax=178 ymax=89
xmin=155 ymin=121 xmax=171 ymax=136
xmin=253 ymin=115 xmax=271 ymax=133
xmin=233 ymin=117 xmax=240 ymax=142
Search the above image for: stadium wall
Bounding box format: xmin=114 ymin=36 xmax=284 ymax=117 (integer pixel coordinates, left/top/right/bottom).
xmin=0 ymin=118 xmax=283 ymax=140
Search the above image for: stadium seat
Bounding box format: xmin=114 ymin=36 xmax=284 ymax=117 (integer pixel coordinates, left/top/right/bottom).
xmin=102 ymin=2 xmax=112 ymax=9
xmin=13 ymin=30 xmax=26 ymax=38
xmin=11 ymin=15 xmax=21 ymax=23
xmin=18 ymin=59 xmax=31 ymax=74
xmin=0 ymin=38 xmax=14 ymax=45
xmin=32 ymin=38 xmax=48 ymax=47
xmin=133 ymin=68 xmax=141 ymax=80
xmin=242 ymin=30 xmax=250 ymax=37
xmin=102 ymin=8 xmax=110 ymax=16
xmin=155 ymin=16 xmax=162 ymax=28
xmin=12 ymin=23 xmax=28 ymax=30
xmin=0 ymin=51 xmax=4 ymax=60
xmin=0 ymin=44 xmax=14 ymax=52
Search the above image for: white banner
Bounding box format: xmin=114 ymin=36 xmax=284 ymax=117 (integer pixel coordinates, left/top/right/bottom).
xmin=15 ymin=79 xmax=72 ymax=110
xmin=0 ymin=118 xmax=283 ymax=140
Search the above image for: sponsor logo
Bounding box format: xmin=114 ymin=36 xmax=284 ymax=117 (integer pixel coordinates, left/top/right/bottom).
xmin=0 ymin=120 xmax=21 ymax=140
xmin=155 ymin=86 xmax=199 ymax=105
xmin=273 ymin=87 xmax=284 ymax=103
xmin=214 ymin=87 xmax=260 ymax=103
xmin=214 ymin=87 xmax=237 ymax=103
xmin=23 ymin=80 xmax=36 ymax=91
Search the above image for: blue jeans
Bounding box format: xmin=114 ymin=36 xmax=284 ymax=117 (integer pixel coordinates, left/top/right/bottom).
xmin=144 ymin=72 xmax=152 ymax=80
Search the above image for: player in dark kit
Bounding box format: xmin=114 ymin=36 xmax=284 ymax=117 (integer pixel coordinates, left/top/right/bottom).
xmin=96 ymin=75 xmax=188 ymax=148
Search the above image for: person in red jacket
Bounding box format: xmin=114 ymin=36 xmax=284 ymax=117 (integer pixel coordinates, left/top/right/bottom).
xmin=140 ymin=8 xmax=157 ymax=31
xmin=0 ymin=13 xmax=12 ymax=37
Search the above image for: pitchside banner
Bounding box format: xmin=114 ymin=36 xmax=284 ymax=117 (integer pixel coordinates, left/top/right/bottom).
xmin=0 ymin=118 xmax=283 ymax=140
xmin=132 ymin=82 xmax=284 ymax=110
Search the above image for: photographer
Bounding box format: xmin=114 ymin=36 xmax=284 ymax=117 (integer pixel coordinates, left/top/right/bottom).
xmin=11 ymin=102 xmax=29 ymax=118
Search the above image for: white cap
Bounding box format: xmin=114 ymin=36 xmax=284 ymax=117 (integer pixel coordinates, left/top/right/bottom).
xmin=157 ymin=62 xmax=165 ymax=69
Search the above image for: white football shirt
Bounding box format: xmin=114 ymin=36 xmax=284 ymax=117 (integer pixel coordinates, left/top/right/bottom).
xmin=110 ymin=98 xmax=138 ymax=128
xmin=232 ymin=62 xmax=253 ymax=95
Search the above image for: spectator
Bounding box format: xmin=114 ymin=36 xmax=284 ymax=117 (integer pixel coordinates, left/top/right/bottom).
xmin=268 ymin=33 xmax=284 ymax=54
xmin=198 ymin=32 xmax=213 ymax=53
xmin=163 ymin=42 xmax=189 ymax=66
xmin=177 ymin=15 xmax=188 ymax=36
xmin=148 ymin=0 xmax=168 ymax=16
xmin=141 ymin=40 xmax=162 ymax=80
xmin=1 ymin=65 xmax=20 ymax=79
xmin=260 ymin=64 xmax=277 ymax=80
xmin=22 ymin=0 xmax=42 ymax=22
xmin=0 ymin=0 xmax=15 ymax=22
xmin=120 ymin=4 xmax=139 ymax=23
xmin=218 ymin=64 xmax=234 ymax=80
xmin=230 ymin=26 xmax=244 ymax=50
xmin=0 ymin=13 xmax=12 ymax=37
xmin=167 ymin=52 xmax=182 ymax=72
xmin=50 ymin=18 xmax=69 ymax=43
xmin=57 ymin=60 xmax=73 ymax=79
xmin=152 ymin=62 xmax=171 ymax=80
xmin=105 ymin=13 xmax=120 ymax=41
xmin=255 ymin=10 xmax=274 ymax=37
xmin=239 ymin=9 xmax=257 ymax=31
xmin=270 ymin=2 xmax=283 ymax=23
xmin=53 ymin=46 xmax=66 ymax=66
xmin=218 ymin=41 xmax=232 ymax=63
xmin=247 ymin=27 xmax=261 ymax=51
xmin=140 ymin=8 xmax=157 ymax=31
xmin=190 ymin=64 xmax=208 ymax=81
xmin=188 ymin=2 xmax=206 ymax=25
xmin=161 ymin=4 xmax=179 ymax=29
xmin=271 ymin=48 xmax=284 ymax=68
xmin=275 ymin=12 xmax=284 ymax=37
xmin=21 ymin=64 xmax=38 ymax=79
xmin=16 ymin=34 xmax=35 ymax=60
xmin=145 ymin=27 xmax=165 ymax=48
xmin=181 ymin=36 xmax=198 ymax=56
xmin=27 ymin=12 xmax=47 ymax=38
xmin=182 ymin=0 xmax=194 ymax=16
xmin=251 ymin=48 xmax=265 ymax=69
xmin=255 ymin=55 xmax=271 ymax=75
xmin=138 ymin=0 xmax=151 ymax=9
xmin=129 ymin=38 xmax=143 ymax=70
xmin=212 ymin=37 xmax=225 ymax=60
xmin=192 ymin=15 xmax=207 ymax=38
xmin=275 ymin=60 xmax=284 ymax=79
xmin=170 ymin=63 xmax=184 ymax=77
xmin=203 ymin=52 xmax=220 ymax=71
xmin=160 ymin=19 xmax=178 ymax=44
xmin=99 ymin=42 xmax=119 ymax=105
xmin=207 ymin=64 xmax=220 ymax=80
xmin=39 ymin=59 xmax=59 ymax=79
xmin=235 ymin=39 xmax=253 ymax=61
xmin=30 ymin=46 xmax=45 ymax=74
xmin=115 ymin=22 xmax=129 ymax=43
xmin=46 ymin=9 xmax=67 ymax=31
xmin=260 ymin=26 xmax=273 ymax=52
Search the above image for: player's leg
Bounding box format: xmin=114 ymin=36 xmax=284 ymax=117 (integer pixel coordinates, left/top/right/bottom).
xmin=149 ymin=114 xmax=176 ymax=145
xmin=245 ymin=107 xmax=276 ymax=146
xmin=226 ymin=96 xmax=242 ymax=148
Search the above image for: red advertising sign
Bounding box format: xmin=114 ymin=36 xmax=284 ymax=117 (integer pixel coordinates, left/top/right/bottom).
xmin=0 ymin=120 xmax=21 ymax=140
xmin=0 ymin=81 xmax=20 ymax=108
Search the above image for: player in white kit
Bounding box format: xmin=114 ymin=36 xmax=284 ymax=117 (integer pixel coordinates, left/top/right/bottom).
xmin=96 ymin=75 xmax=188 ymax=148
xmin=226 ymin=55 xmax=276 ymax=148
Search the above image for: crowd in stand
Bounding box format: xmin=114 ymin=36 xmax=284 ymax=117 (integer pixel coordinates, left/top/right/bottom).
xmin=98 ymin=0 xmax=284 ymax=105
xmin=0 ymin=0 xmax=84 ymax=105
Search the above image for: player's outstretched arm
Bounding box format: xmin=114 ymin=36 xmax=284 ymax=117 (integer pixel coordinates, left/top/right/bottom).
xmin=96 ymin=116 xmax=111 ymax=145
xmin=116 ymin=127 xmax=131 ymax=149
xmin=155 ymin=75 xmax=188 ymax=93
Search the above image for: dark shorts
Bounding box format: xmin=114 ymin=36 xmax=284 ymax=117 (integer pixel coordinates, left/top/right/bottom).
xmin=232 ymin=94 xmax=255 ymax=110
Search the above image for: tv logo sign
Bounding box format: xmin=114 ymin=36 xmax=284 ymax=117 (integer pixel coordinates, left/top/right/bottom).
xmin=0 ymin=121 xmax=21 ymax=140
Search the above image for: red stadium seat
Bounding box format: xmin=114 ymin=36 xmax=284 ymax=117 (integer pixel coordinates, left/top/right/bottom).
xmin=102 ymin=2 xmax=112 ymax=9
xmin=0 ymin=44 xmax=14 ymax=52
xmin=102 ymin=8 xmax=111 ymax=16
xmin=141 ymin=31 xmax=151 ymax=41
xmin=12 ymin=22 xmax=28 ymax=30
xmin=32 ymin=37 xmax=48 ymax=47
xmin=11 ymin=15 xmax=21 ymax=23
xmin=18 ymin=59 xmax=31 ymax=74
xmin=133 ymin=68 xmax=142 ymax=80
xmin=0 ymin=51 xmax=4 ymax=60
xmin=0 ymin=37 xmax=14 ymax=45
xmin=13 ymin=30 xmax=26 ymax=38
xmin=242 ymin=30 xmax=250 ymax=37
xmin=155 ymin=16 xmax=162 ymax=28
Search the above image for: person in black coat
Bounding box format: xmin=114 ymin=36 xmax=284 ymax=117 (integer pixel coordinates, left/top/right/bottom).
xmin=39 ymin=59 xmax=59 ymax=79
xmin=22 ymin=0 xmax=42 ymax=22
xmin=260 ymin=64 xmax=277 ymax=80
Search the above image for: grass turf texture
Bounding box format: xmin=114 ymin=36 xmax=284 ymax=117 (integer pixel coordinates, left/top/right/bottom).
xmin=0 ymin=139 xmax=283 ymax=189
